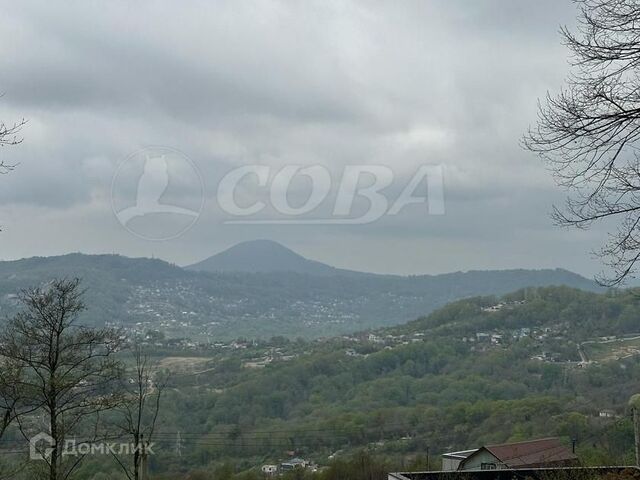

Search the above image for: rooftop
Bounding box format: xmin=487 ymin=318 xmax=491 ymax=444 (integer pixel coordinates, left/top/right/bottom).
xmin=389 ymin=466 xmax=638 ymax=480
xmin=471 ymin=437 xmax=578 ymax=469
xmin=442 ymin=449 xmax=478 ymax=460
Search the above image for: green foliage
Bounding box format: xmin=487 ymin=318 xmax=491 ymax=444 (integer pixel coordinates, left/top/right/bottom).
xmin=6 ymin=285 xmax=639 ymax=479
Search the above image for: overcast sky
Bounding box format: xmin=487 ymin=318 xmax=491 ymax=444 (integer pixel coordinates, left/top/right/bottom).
xmin=0 ymin=0 xmax=613 ymax=277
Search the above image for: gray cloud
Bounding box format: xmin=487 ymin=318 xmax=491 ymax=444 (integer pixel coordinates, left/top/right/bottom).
xmin=0 ymin=0 xmax=610 ymax=278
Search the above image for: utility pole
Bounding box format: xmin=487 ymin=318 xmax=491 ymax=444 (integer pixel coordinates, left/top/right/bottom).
xmin=175 ymin=431 xmax=183 ymax=457
xmin=426 ymin=446 xmax=430 ymax=471
xmin=629 ymin=395 xmax=640 ymax=467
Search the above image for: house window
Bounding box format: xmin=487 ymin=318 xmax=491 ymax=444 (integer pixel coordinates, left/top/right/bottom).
xmin=481 ymin=463 xmax=497 ymax=470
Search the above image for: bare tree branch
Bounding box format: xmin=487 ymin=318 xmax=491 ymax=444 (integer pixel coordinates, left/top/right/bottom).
xmin=0 ymin=117 xmax=26 ymax=174
xmin=524 ymin=0 xmax=640 ymax=286
xmin=109 ymin=344 xmax=168 ymax=480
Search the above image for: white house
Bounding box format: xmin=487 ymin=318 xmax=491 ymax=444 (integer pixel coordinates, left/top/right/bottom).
xmin=261 ymin=465 xmax=278 ymax=476
xmin=441 ymin=449 xmax=477 ymax=471
xmin=280 ymin=458 xmax=308 ymax=471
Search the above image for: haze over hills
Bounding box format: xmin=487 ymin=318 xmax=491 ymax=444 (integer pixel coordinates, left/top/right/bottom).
xmin=0 ymin=243 xmax=602 ymax=339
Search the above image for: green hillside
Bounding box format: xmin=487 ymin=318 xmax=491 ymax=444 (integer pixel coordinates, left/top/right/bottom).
xmin=59 ymin=286 xmax=638 ymax=478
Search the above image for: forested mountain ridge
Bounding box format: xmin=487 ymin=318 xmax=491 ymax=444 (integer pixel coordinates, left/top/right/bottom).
xmin=0 ymin=252 xmax=600 ymax=339
xmin=398 ymin=285 xmax=640 ymax=341
xmin=1 ymin=284 xmax=637 ymax=479
xmin=98 ymin=285 xmax=639 ymax=476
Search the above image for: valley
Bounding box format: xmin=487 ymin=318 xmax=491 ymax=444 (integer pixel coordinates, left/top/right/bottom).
xmin=27 ymin=285 xmax=634 ymax=478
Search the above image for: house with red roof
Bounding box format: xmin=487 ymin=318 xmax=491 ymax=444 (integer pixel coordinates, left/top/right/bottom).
xmin=448 ymin=438 xmax=578 ymax=471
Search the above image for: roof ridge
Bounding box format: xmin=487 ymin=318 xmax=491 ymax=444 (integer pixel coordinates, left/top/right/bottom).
xmin=485 ymin=437 xmax=559 ymax=448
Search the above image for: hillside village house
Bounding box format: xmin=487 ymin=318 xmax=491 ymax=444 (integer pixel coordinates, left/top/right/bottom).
xmin=443 ymin=438 xmax=578 ymax=471
xmin=390 ymin=438 xmax=579 ymax=480
xmin=261 ymin=457 xmax=312 ymax=475
xmin=261 ymin=465 xmax=278 ymax=476
xmin=441 ymin=450 xmax=479 ymax=471
xmin=280 ymin=458 xmax=309 ymax=471
xmin=389 ymin=468 xmax=635 ymax=480
xmin=393 ymin=438 xmax=578 ymax=480
xmin=598 ymin=409 xmax=616 ymax=418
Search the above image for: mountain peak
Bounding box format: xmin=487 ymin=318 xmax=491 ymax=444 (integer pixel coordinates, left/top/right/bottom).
xmin=227 ymin=239 xmax=295 ymax=253
xmin=185 ymin=240 xmax=340 ymax=275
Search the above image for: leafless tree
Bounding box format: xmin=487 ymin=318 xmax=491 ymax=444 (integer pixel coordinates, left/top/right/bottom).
xmin=0 ymin=363 xmax=32 ymax=480
xmin=0 ymin=361 xmax=21 ymax=439
xmin=0 ymin=114 xmax=26 ymax=234
xmin=524 ymin=0 xmax=640 ymax=286
xmin=0 ymin=117 xmax=26 ymax=174
xmin=0 ymin=278 xmax=125 ymax=480
xmin=110 ymin=344 xmax=167 ymax=480
xmin=0 ymin=359 xmax=37 ymax=441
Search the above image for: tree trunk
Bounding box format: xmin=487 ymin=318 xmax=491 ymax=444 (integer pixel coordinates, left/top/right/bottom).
xmin=50 ymin=406 xmax=58 ymax=480
xmin=133 ymin=433 xmax=140 ymax=480
xmin=634 ymin=407 xmax=640 ymax=467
